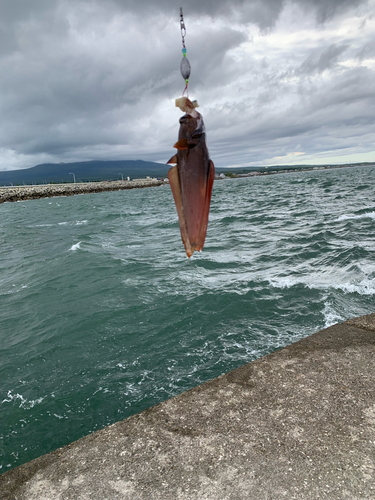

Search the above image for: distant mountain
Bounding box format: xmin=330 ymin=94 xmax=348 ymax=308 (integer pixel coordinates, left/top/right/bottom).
xmin=0 ymin=160 xmax=170 ymax=186
xmin=1 ymin=159 xmax=371 ymax=186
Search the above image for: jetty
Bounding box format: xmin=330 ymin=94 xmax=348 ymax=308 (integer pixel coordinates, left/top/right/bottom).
xmin=0 ymin=179 xmax=164 ymax=203
xmin=1 ymin=313 xmax=374 ymax=499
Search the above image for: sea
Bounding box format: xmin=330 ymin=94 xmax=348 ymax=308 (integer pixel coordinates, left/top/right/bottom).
xmin=1 ymin=165 xmax=374 ymax=472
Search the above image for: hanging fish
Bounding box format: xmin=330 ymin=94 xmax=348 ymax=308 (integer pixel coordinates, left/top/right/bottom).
xmin=167 ymin=97 xmax=215 ymax=258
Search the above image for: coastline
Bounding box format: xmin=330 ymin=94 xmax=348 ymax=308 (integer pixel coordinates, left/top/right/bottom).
xmin=2 ymin=163 xmax=373 ymax=203
xmin=0 ymin=179 xmax=164 ymax=204
xmin=1 ymin=313 xmax=374 ymax=499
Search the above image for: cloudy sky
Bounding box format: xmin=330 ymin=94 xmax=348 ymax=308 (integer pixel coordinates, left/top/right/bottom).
xmin=1 ymin=0 xmax=375 ymax=171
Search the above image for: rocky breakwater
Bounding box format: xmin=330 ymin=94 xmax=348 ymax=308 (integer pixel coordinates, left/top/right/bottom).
xmin=0 ymin=179 xmax=164 ymax=203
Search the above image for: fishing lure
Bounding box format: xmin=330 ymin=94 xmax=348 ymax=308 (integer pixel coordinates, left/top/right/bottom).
xmin=167 ymin=9 xmax=215 ymax=258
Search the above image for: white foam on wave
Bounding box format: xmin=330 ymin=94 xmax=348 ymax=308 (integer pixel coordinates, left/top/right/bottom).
xmin=336 ymin=211 xmax=375 ymax=222
xmin=1 ymin=284 xmax=29 ymax=296
xmin=69 ymin=241 xmax=82 ymax=251
xmin=268 ymin=276 xmax=375 ymax=296
xmin=268 ymin=276 xmax=303 ymax=289
xmin=322 ymin=299 xmax=345 ymax=329
xmin=75 ymin=220 xmax=88 ymax=225
xmin=331 ymin=279 xmax=375 ymax=296
xmin=2 ymin=390 xmax=45 ymax=409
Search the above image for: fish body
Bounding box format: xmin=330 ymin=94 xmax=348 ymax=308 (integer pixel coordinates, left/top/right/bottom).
xmin=168 ymin=99 xmax=215 ymax=257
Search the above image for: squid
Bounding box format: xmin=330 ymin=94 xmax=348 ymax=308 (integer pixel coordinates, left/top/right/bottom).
xmin=168 ymin=97 xmax=215 ymax=258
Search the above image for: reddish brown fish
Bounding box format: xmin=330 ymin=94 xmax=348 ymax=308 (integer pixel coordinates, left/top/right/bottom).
xmin=167 ymin=97 xmax=215 ymax=258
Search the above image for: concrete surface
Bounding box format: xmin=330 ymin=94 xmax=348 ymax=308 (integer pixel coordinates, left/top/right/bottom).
xmin=0 ymin=179 xmax=163 ymax=203
xmin=1 ymin=313 xmax=374 ymax=500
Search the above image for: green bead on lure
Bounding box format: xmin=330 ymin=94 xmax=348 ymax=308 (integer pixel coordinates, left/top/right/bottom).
xmin=180 ymin=48 xmax=191 ymax=82
xmin=179 ymin=7 xmax=191 ymax=95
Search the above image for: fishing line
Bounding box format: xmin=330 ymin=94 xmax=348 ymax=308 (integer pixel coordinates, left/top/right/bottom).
xmin=180 ymin=7 xmax=191 ymax=97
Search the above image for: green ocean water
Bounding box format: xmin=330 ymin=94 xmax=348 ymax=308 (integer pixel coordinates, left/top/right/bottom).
xmin=1 ymin=166 xmax=374 ymax=472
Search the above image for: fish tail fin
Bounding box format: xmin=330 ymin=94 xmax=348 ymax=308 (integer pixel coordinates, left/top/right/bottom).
xmin=168 ymin=165 xmax=193 ymax=257
xmin=196 ymin=160 xmax=215 ymax=252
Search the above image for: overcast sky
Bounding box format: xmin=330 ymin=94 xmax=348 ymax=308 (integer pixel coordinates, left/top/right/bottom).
xmin=1 ymin=0 xmax=375 ymax=170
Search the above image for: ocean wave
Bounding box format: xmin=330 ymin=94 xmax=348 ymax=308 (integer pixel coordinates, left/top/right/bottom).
xmin=331 ymin=279 xmax=375 ymax=296
xmin=1 ymin=165 xmax=374 ymax=472
xmin=268 ymin=276 xmax=375 ymax=296
xmin=69 ymin=241 xmax=82 ymax=251
xmin=336 ymin=211 xmax=375 ymax=222
xmin=33 ymin=220 xmax=88 ymax=227
xmin=0 ymin=284 xmax=28 ymax=295
xmin=2 ymin=390 xmax=45 ymax=410
xmin=322 ymin=300 xmax=345 ymax=329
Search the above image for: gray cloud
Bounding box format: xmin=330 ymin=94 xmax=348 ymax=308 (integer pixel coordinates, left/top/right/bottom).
xmin=298 ymin=0 xmax=369 ymax=23
xmin=1 ymin=0 xmax=374 ymax=170
xmin=91 ymin=0 xmax=370 ymax=27
xmin=356 ymin=40 xmax=375 ymax=60
xmin=299 ymin=43 xmax=349 ymax=74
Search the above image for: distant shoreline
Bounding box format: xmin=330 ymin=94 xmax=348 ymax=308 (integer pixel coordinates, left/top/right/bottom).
xmin=0 ymin=179 xmax=164 ymax=204
xmin=217 ymin=162 xmax=375 ymax=179
xmin=1 ymin=163 xmax=374 ymax=203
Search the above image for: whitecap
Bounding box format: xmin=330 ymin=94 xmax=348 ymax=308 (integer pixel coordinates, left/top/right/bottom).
xmin=268 ymin=276 xmax=375 ymax=296
xmin=0 ymin=284 xmax=29 ymax=296
xmin=75 ymin=220 xmax=88 ymax=225
xmin=69 ymin=241 xmax=82 ymax=251
xmin=331 ymin=279 xmax=375 ymax=296
xmin=322 ymin=300 xmax=345 ymax=329
xmin=336 ymin=211 xmax=375 ymax=222
xmin=2 ymin=390 xmax=45 ymax=409
xmin=268 ymin=276 xmax=303 ymax=289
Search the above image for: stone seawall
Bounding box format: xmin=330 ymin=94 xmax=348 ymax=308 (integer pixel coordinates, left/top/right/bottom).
xmin=1 ymin=313 xmax=374 ymax=499
xmin=0 ymin=179 xmax=164 ymax=203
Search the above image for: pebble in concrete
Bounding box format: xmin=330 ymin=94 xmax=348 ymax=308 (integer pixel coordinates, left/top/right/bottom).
xmin=1 ymin=314 xmax=374 ymax=499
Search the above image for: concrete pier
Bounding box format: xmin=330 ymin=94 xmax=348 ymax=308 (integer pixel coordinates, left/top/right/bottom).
xmin=1 ymin=314 xmax=374 ymax=499
xmin=0 ymin=179 xmax=164 ymax=203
